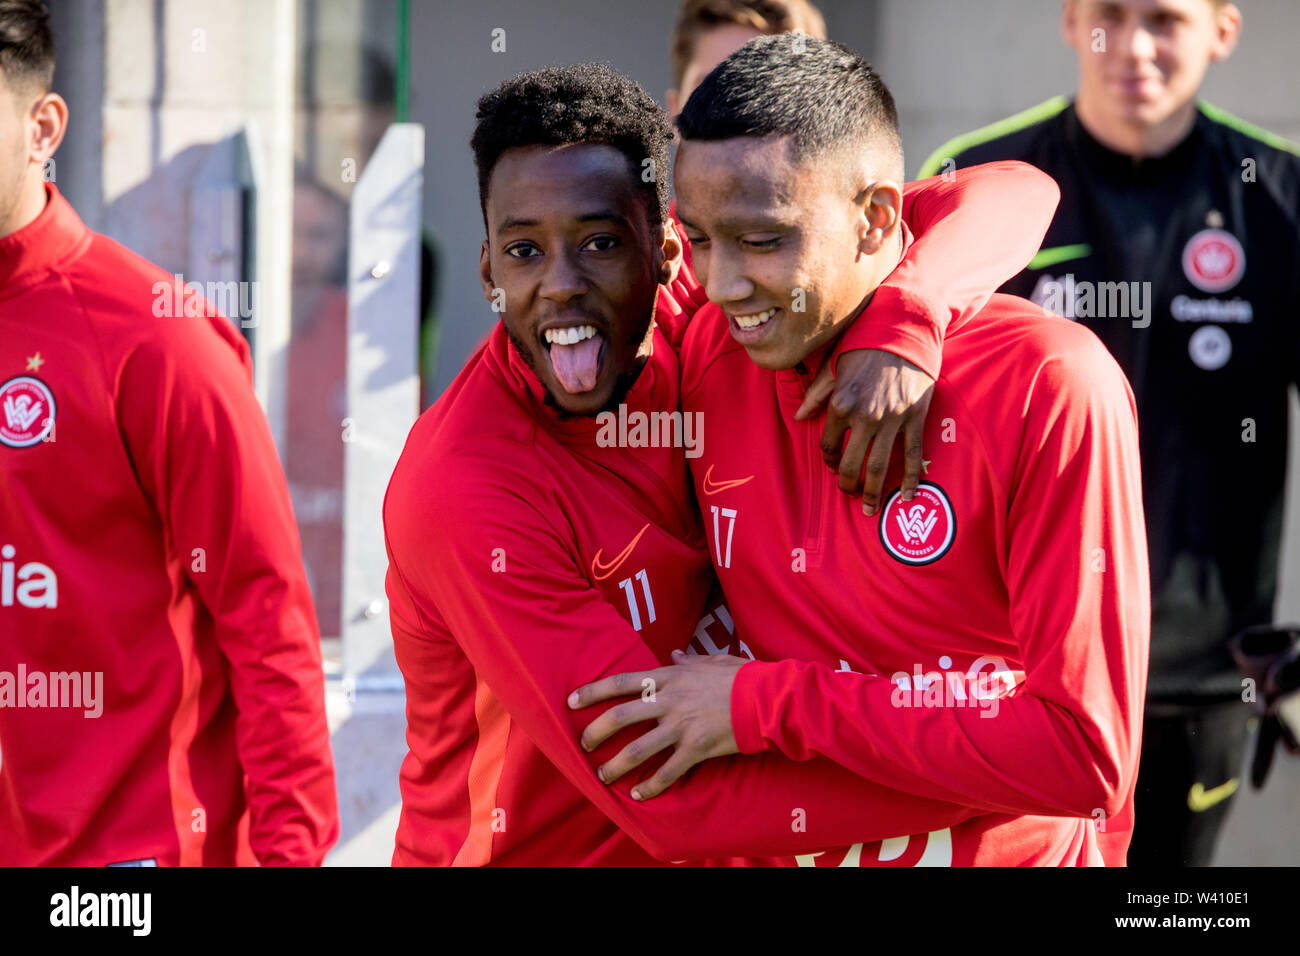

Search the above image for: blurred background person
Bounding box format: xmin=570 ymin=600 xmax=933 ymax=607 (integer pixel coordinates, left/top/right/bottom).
xmin=666 ymin=0 xmax=826 ymax=120
xmin=286 ymin=171 xmax=350 ymax=637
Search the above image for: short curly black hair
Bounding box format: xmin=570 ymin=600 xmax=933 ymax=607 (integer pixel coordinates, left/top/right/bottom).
xmin=471 ymin=63 xmax=674 ymax=233
xmin=679 ymin=33 xmax=903 ymax=180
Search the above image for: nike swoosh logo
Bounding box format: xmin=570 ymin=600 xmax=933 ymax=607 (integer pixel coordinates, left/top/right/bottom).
xmin=701 ymin=464 xmax=755 ymax=496
xmin=591 ymin=523 xmax=651 ymax=581
xmin=1027 ymin=243 xmax=1092 ymax=271
xmin=1187 ymin=778 xmax=1240 ymax=813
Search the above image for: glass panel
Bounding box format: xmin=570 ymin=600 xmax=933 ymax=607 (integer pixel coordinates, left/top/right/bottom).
xmin=288 ymin=0 xmax=400 ymax=642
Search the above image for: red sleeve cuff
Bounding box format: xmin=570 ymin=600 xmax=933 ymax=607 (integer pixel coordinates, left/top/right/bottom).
xmin=730 ymin=658 xmax=774 ymax=755
xmin=831 ymin=284 xmax=946 ymax=382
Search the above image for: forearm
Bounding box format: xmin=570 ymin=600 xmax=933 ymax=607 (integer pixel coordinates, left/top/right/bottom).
xmin=217 ymin=573 xmax=339 ymax=864
xmin=732 ymin=658 xmax=1128 ymax=820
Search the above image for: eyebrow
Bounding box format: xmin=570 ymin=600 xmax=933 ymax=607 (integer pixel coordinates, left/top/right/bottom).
xmin=497 ymin=210 xmax=629 ymax=232
xmin=680 ymin=215 xmax=787 ymax=233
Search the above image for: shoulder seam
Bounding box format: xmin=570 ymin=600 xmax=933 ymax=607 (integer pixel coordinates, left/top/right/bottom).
xmin=60 ymin=267 xmax=125 ymax=419
xmin=60 ymin=266 xmax=157 ymax=509
xmin=917 ymin=96 xmax=1070 ymax=179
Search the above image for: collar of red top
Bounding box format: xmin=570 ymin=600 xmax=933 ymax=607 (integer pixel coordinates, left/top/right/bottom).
xmin=498 ymin=310 xmax=673 ymax=443
xmin=0 ymin=183 xmax=92 ymax=297
xmin=774 ymin=220 xmax=914 ymax=392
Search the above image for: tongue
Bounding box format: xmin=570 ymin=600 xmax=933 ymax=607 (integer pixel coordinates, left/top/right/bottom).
xmin=550 ymin=333 xmax=603 ymax=393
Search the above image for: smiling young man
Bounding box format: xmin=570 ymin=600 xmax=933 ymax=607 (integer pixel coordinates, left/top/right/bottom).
xmin=571 ymin=34 xmax=1151 ymax=867
xmin=665 ymin=0 xmax=953 ymax=516
xmin=383 ymin=62 xmax=1060 ymax=865
xmin=917 ymin=0 xmax=1300 ymax=866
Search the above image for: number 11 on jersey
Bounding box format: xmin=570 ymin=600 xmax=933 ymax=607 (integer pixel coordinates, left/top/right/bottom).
xmin=618 ymin=569 xmax=656 ymax=631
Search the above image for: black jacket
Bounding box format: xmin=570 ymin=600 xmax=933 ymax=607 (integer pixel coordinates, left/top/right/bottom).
xmin=921 ymin=98 xmax=1300 ymax=701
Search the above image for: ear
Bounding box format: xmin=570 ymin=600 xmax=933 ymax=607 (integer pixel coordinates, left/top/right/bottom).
xmin=856 ymin=181 xmax=903 ymax=258
xmin=479 ymin=239 xmax=497 ymax=305
xmin=658 ymin=217 xmax=683 ymax=285
xmin=1209 ymin=4 xmax=1242 ymax=63
xmin=666 ymin=88 xmax=681 ymax=121
xmin=29 ymin=93 xmax=68 ymax=166
xmin=1059 ymin=0 xmax=1077 ymax=50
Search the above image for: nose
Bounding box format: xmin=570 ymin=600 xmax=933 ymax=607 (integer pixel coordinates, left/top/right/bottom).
xmin=700 ymin=243 xmax=755 ymax=307
xmin=538 ymin=246 xmax=588 ymax=304
xmin=1115 ymin=21 xmax=1157 ymax=62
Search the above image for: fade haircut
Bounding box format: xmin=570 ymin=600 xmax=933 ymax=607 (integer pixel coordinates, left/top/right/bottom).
xmin=0 ymin=0 xmax=53 ymax=94
xmin=669 ymin=0 xmax=827 ymax=89
xmin=471 ymin=63 xmax=674 ymax=233
xmin=677 ymin=33 xmax=904 ymax=182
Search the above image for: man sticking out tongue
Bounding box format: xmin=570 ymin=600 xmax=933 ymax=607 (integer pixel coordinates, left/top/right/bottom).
xmin=546 ymin=324 xmax=604 ymax=394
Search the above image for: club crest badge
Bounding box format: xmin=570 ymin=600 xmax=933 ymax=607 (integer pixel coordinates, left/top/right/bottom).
xmin=1182 ymin=229 xmax=1245 ymax=294
xmin=879 ymin=481 xmax=955 ymax=566
xmin=0 ymin=376 xmax=56 ymax=448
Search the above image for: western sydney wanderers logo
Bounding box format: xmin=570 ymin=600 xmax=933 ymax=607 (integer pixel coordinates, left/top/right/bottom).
xmin=1182 ymin=229 xmax=1245 ymax=293
xmin=879 ymin=481 xmax=955 ymax=566
xmin=0 ymin=376 xmax=56 ymax=448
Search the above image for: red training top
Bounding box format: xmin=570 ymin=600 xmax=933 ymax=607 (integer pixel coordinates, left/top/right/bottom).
xmin=0 ymin=185 xmax=339 ymax=865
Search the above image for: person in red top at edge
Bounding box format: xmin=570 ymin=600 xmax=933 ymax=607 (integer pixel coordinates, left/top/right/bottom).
xmin=0 ymin=1 xmax=338 ymax=866
xmin=383 ymin=62 xmax=1062 ymax=865
xmin=572 ymin=35 xmax=1150 ymax=866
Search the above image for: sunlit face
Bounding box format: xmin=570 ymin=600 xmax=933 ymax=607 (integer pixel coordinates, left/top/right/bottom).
xmin=0 ymin=69 xmax=65 ymax=240
xmin=675 ymin=135 xmax=897 ymax=370
xmin=480 ymin=143 xmax=676 ymax=416
xmin=0 ymin=72 xmax=35 ymax=234
xmin=668 ymin=23 xmax=764 ymax=119
xmin=1064 ymin=0 xmax=1237 ymax=128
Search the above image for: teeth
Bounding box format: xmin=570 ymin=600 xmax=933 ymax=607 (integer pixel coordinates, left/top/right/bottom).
xmin=734 ymin=308 xmax=776 ymax=330
xmin=544 ymin=325 xmax=598 ymax=346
